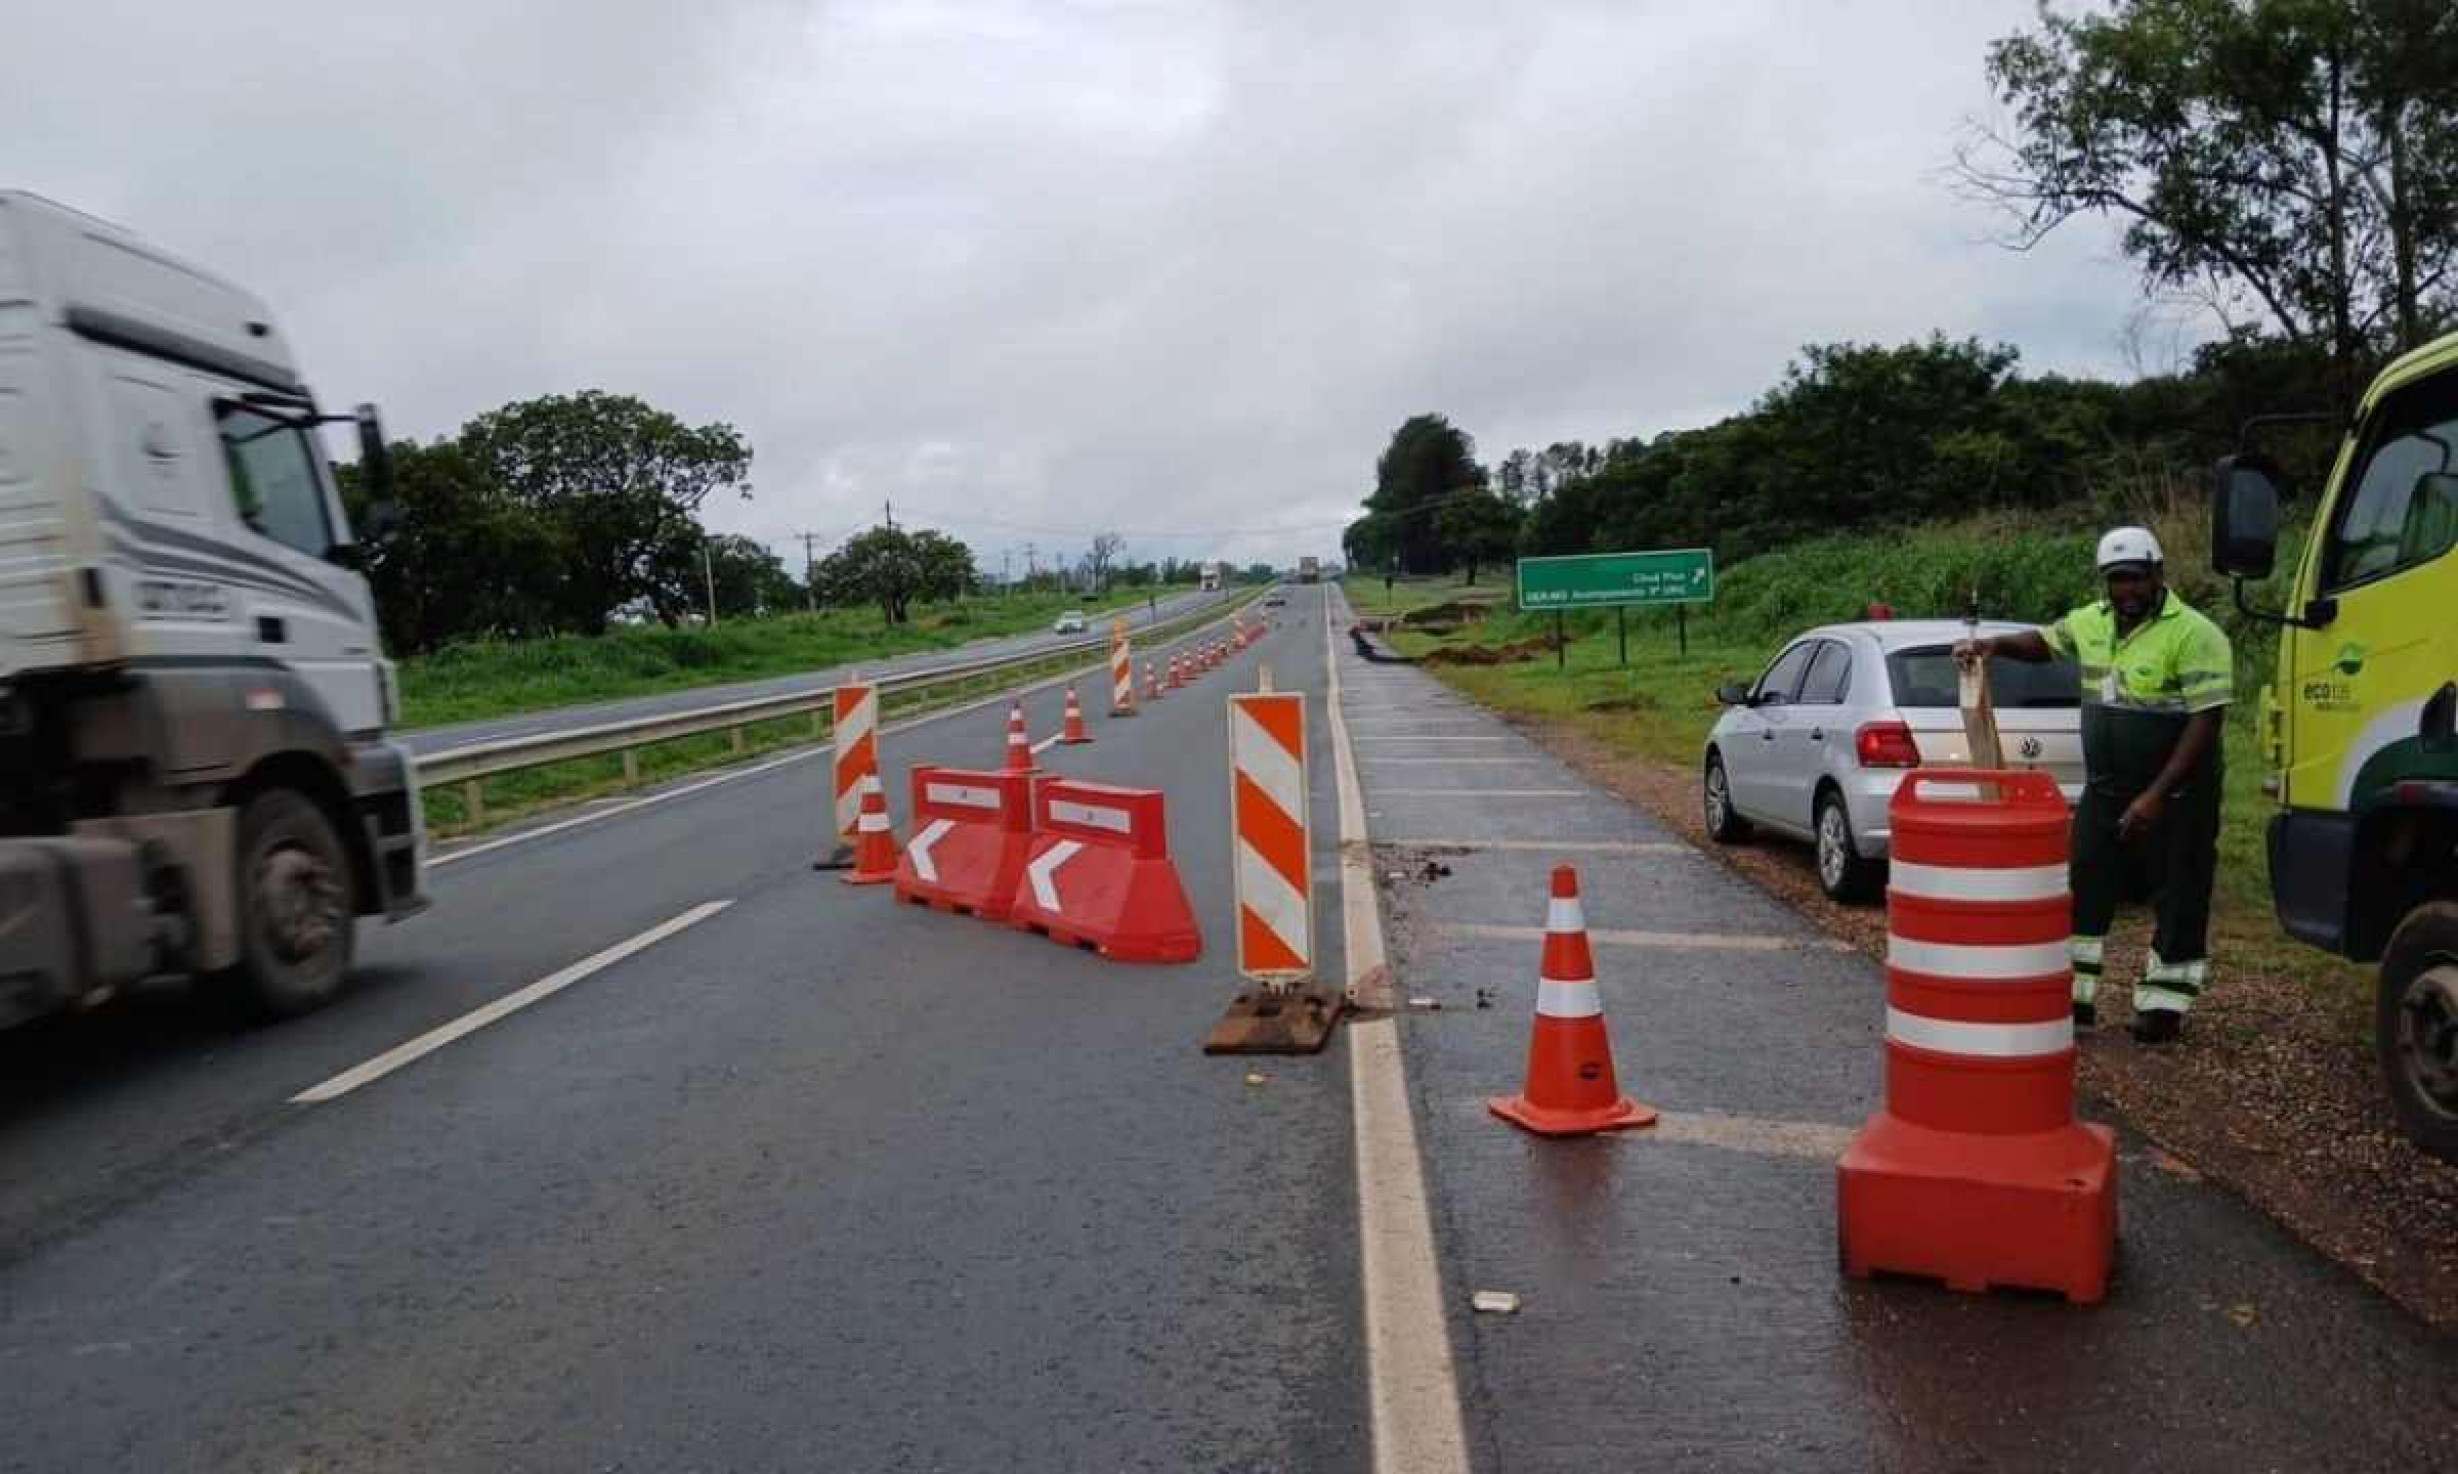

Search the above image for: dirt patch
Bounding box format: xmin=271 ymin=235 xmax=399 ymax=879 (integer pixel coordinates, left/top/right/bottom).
xmin=1420 ymin=638 xmax=1551 ymax=667
xmin=1404 ymin=600 xmax=1501 ymax=628
xmin=1500 ymin=711 xmax=2458 ymax=1327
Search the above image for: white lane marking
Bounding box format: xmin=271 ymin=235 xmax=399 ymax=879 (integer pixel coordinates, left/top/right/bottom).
xmin=1443 ymin=922 xmax=1854 ymax=953
xmin=291 ymin=901 xmax=732 ymax=1103
xmin=1025 ymin=839 xmax=1083 ymax=911
xmin=1650 ymin=1110 xmax=1859 ymax=1160
xmin=1362 ymin=757 xmax=1548 ymax=765
xmin=1030 ymin=732 xmax=1063 ymax=754
xmin=1379 ymin=838 xmax=1685 ymax=853
xmin=1351 ymin=736 xmax=1513 ymax=744
xmin=1886 ymin=1007 xmax=2074 ymax=1058
xmin=1326 ymin=590 xmax=1470 ymax=1474
xmin=906 ymin=818 xmax=956 ymax=882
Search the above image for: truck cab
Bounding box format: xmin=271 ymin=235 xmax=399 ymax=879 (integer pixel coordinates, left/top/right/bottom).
xmin=2213 ymin=331 xmax=2458 ymax=1157
xmin=0 ymin=190 xmax=425 ymax=1027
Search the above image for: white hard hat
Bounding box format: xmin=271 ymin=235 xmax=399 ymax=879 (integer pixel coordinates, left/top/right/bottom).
xmin=2095 ymin=526 xmax=2164 ymax=571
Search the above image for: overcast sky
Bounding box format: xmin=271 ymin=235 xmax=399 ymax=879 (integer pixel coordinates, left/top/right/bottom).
xmin=8 ymin=0 xmax=2171 ymax=574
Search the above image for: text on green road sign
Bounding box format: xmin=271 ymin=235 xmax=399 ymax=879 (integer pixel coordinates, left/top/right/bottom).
xmin=1515 ymin=549 xmax=1715 ymax=610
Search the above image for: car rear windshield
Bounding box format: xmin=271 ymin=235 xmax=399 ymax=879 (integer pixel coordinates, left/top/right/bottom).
xmin=1886 ymin=646 xmax=2080 ymax=708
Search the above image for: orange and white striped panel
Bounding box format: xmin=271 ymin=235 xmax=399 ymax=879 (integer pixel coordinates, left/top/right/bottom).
xmin=1228 ymin=690 xmax=1311 ymax=979
xmin=832 ymin=681 xmax=879 ymax=839
xmin=1110 ymin=619 xmax=1135 ymax=713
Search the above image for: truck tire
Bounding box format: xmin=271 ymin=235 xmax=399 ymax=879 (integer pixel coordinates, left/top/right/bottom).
xmin=220 ymin=787 xmax=356 ymax=1019
xmin=2377 ymin=902 xmax=2458 ymax=1165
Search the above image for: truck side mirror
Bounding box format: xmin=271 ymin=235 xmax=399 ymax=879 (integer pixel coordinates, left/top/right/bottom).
xmin=2211 ymin=453 xmax=2284 ymax=579
xmin=2424 ymin=683 xmax=2458 ymax=754
xmin=354 ymin=403 xmax=395 ymax=505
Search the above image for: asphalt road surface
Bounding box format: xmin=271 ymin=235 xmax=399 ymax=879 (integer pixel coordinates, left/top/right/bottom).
xmin=403 ymin=585 xmax=1227 ymax=756
xmin=2 ymin=583 xmax=2452 ymax=1472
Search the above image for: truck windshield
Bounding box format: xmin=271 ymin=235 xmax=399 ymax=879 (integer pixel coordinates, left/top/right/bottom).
xmin=2325 ymin=372 xmax=2458 ymax=591
xmin=1887 ymin=646 xmax=2080 ymax=709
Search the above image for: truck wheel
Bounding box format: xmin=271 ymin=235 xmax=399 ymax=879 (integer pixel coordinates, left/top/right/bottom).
xmin=221 ymin=788 xmax=356 ymax=1019
xmin=2378 ymin=902 xmax=2458 ymax=1165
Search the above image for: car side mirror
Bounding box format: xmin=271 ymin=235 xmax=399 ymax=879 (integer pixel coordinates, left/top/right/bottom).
xmin=2211 ymin=453 xmax=2284 ymax=579
xmin=1716 ymin=679 xmax=1751 ymax=706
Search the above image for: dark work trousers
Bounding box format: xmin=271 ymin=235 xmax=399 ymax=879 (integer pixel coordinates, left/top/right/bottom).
xmin=2068 ymin=759 xmax=2222 ymax=1011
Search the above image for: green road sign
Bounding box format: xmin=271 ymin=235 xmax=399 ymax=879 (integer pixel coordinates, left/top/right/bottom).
xmin=1515 ymin=548 xmax=1715 ymax=610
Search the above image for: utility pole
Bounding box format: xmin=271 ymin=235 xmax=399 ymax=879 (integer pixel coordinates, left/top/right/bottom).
xmin=1025 ymin=542 xmax=1038 ymax=590
xmin=883 ymin=499 xmax=895 ymax=531
xmin=1001 ymin=550 xmax=1012 ymax=598
xmin=795 ymin=531 xmax=821 ymax=611
xmin=702 ymin=541 xmax=718 ymax=625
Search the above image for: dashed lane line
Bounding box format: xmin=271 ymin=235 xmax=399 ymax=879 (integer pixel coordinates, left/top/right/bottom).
xmin=1361 ymin=757 xmax=1551 ymax=765
xmin=1368 ymin=788 xmax=1585 ymax=797
xmin=1350 ymin=736 xmax=1513 ymax=744
xmin=291 ymin=900 xmax=734 ymax=1103
xmin=1326 ymin=589 xmax=1472 ymax=1474
xmin=1443 ymin=922 xmax=1855 ymax=953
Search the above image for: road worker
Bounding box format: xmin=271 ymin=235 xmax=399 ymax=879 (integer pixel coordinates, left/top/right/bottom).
xmin=1957 ymin=527 xmax=2232 ymax=1044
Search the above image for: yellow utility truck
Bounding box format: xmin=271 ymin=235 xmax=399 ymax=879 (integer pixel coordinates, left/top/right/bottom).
xmin=2213 ymin=332 xmax=2458 ymax=1159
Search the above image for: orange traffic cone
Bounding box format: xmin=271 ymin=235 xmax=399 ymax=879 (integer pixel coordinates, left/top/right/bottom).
xmin=1489 ymin=864 xmax=1657 ymax=1137
xmin=840 ymin=772 xmax=899 ymax=885
xmin=1004 ymin=700 xmax=1034 ymax=772
xmin=1144 ymin=660 xmax=1162 ymax=702
xmin=1059 ymin=685 xmax=1093 ymax=744
xmin=1168 ymin=653 xmax=1185 ymax=689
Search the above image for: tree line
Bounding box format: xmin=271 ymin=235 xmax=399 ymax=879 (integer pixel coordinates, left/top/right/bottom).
xmin=1348 ymin=0 xmax=2458 ymax=581
xmin=340 ymin=390 xmax=1213 ymax=654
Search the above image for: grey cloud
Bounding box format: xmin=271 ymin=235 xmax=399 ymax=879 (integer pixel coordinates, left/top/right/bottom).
xmin=8 ymin=0 xmax=2158 ymax=572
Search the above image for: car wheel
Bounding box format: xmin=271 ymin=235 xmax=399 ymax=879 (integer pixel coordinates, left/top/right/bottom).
xmin=218 ymin=787 xmax=357 ymax=1019
xmin=2378 ymin=902 xmax=2458 ymax=1165
xmin=1703 ymin=753 xmax=1751 ymax=843
xmin=1814 ymin=789 xmax=1882 ymax=905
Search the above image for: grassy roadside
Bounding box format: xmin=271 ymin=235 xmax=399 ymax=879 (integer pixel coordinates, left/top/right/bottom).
xmin=401 ymin=586 xmax=1186 ymax=730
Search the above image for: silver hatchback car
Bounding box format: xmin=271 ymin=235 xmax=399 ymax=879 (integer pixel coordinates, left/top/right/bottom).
xmin=1701 ymin=619 xmax=2084 ymax=902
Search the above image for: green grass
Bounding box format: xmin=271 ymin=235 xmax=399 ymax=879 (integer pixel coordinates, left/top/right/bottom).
xmin=400 ymin=586 xmax=1182 ymax=730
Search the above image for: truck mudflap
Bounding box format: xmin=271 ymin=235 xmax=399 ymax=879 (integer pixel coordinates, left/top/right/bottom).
xmin=346 ymin=737 xmax=428 ymax=921
xmin=0 ymin=838 xmax=154 ymax=1028
xmin=2271 ymin=809 xmax=2358 ymax=958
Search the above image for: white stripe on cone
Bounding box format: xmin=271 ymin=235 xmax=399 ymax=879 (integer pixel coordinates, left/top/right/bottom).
xmin=1886 ymin=934 xmax=2070 ymax=980
xmin=1545 ymin=896 xmax=1585 ymax=934
xmin=1885 ymin=1007 xmax=2072 ymax=1058
xmin=1889 ymin=861 xmax=2066 ymax=904
xmin=1535 ymin=977 xmax=1603 ymax=1019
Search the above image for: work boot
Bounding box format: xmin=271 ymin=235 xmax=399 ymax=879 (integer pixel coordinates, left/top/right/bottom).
xmin=2131 ymin=1008 xmax=2182 ymax=1046
xmin=2073 ymin=1000 xmax=2096 ymax=1030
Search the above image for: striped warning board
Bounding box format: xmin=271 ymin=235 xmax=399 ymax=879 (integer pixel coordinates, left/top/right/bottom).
xmin=1109 ymin=617 xmax=1136 ymax=716
xmin=1228 ymin=690 xmax=1312 ymax=980
xmin=832 ymin=680 xmax=879 ymax=841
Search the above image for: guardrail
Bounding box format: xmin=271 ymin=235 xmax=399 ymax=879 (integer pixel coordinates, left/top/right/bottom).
xmin=414 ymin=588 xmax=1270 ymax=825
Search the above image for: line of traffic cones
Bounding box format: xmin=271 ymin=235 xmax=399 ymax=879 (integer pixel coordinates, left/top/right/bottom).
xmin=1489 ymin=864 xmax=1656 ymax=1137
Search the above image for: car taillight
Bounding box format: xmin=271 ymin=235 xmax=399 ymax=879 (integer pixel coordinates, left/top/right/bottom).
xmin=1855 ymin=720 xmax=1921 ymax=768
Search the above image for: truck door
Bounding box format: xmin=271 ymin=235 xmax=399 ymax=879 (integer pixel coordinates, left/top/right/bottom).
xmin=211 ymin=403 xmax=384 ymax=734
xmin=2288 ymin=368 xmax=2458 ymax=814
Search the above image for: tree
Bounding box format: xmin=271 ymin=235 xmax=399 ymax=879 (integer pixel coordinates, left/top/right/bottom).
xmin=1083 ymin=532 xmax=1126 ymax=592
xmin=1958 ymin=0 xmax=2458 ymax=389
xmin=338 ymin=439 xmax=561 ymax=652
xmin=459 ymin=390 xmax=753 ymax=632
xmin=1358 ymin=414 xmax=1487 ymax=575
xmin=698 ymin=534 xmax=800 ymax=618
xmin=816 ymin=525 xmax=977 ymax=624
xmin=1434 ymin=486 xmax=1522 ymax=585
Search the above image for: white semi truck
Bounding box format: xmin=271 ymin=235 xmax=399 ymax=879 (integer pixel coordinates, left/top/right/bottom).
xmin=0 ymin=191 xmax=426 ymax=1027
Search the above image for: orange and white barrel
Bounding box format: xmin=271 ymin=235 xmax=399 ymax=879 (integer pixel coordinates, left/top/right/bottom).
xmin=1109 ymin=619 xmax=1136 ymax=717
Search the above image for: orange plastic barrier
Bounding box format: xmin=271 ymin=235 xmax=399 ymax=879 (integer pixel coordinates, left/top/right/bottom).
xmin=894 ymin=766 xmax=1035 ymax=921
xmin=1007 ymin=777 xmax=1200 ymax=963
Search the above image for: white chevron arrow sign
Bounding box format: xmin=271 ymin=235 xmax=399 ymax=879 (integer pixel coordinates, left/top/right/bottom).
xmin=1025 ymin=839 xmax=1084 ymax=911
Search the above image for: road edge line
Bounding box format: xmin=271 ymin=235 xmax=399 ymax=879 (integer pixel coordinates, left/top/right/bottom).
xmin=1327 ymin=587 xmax=1472 ymax=1474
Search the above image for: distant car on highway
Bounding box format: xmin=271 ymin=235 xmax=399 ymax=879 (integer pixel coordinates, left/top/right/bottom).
xmin=1701 ymin=619 xmax=2082 ymax=902
xmin=1052 ymin=610 xmax=1089 ymax=634
xmin=1264 ymin=592 xmax=1287 ymax=607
